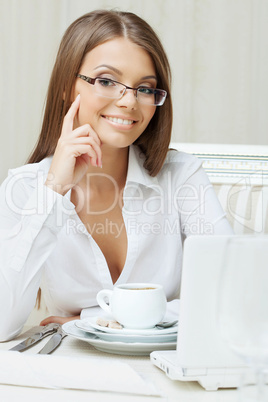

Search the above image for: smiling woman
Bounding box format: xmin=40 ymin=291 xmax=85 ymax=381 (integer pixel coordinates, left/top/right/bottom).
xmin=0 ymin=9 xmax=233 ymax=341
xmin=28 ymin=10 xmax=172 ymax=176
xmin=71 ymin=37 xmax=158 ymax=151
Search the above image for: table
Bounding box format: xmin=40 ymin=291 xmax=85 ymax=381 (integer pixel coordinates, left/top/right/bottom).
xmin=0 ymin=326 xmax=239 ymax=402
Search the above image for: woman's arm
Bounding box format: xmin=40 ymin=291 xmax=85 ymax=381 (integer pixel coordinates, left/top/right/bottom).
xmin=0 ymin=174 xmax=75 ymax=341
xmin=0 ymin=96 xmax=102 ymax=341
xmin=177 ymin=165 xmax=234 ymax=237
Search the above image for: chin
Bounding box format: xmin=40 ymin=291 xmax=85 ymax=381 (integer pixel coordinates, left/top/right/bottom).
xmin=100 ymin=132 xmax=141 ymax=149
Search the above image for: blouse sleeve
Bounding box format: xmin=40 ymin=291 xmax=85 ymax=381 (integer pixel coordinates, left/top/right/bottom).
xmin=176 ymin=164 xmax=234 ymax=237
xmin=164 ymin=157 xmax=233 ymax=321
xmin=0 ymin=167 xmax=75 ymax=341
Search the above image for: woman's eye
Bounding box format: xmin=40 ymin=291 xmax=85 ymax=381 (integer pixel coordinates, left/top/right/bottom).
xmin=97 ymin=78 xmax=115 ymax=87
xmin=138 ymin=87 xmax=154 ymax=95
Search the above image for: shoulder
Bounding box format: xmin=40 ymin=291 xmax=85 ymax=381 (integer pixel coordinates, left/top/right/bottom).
xmin=0 ymin=157 xmax=53 ymax=211
xmin=7 ymin=157 xmax=52 ymax=177
xmin=164 ymin=148 xmax=201 ymax=166
xmin=2 ymin=157 xmax=53 ymax=189
xmin=159 ymin=149 xmax=203 ymax=183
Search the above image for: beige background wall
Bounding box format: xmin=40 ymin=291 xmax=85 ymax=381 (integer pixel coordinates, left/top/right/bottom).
xmin=1 ymin=0 xmax=268 ymax=182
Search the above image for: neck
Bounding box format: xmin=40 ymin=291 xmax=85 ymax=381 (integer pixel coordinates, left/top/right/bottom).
xmin=79 ymin=145 xmax=129 ymax=192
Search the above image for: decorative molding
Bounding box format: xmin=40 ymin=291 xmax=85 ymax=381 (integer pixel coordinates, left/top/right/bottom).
xmin=172 ymin=142 xmax=268 ymax=184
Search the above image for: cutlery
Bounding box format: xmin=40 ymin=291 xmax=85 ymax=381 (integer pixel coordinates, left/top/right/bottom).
xmin=38 ymin=326 xmax=67 ymax=354
xmin=155 ymin=320 xmax=178 ymax=329
xmin=9 ymin=323 xmax=60 ymax=352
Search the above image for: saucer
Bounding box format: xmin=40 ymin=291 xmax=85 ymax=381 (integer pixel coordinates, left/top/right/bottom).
xmin=74 ymin=321 xmax=177 ymax=343
xmin=77 ymin=317 xmax=178 ymax=336
xmin=63 ymin=320 xmax=177 ymax=356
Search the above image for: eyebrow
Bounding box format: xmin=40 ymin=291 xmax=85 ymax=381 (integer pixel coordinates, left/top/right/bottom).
xmin=94 ymin=64 xmax=157 ymax=81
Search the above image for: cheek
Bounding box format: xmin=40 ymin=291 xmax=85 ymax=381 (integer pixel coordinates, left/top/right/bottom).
xmin=78 ymin=96 xmax=109 ymax=124
xmin=75 ymin=99 xmax=95 ymax=127
xmin=144 ymin=107 xmax=156 ymax=126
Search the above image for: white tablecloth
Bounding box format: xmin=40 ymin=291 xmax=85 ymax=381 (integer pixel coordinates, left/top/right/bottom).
xmin=0 ymin=325 xmax=239 ymax=402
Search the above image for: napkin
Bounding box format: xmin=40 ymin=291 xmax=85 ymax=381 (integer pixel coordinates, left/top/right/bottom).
xmin=0 ymin=351 xmax=160 ymax=396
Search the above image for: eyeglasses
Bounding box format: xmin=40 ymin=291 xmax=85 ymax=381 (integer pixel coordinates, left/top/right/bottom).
xmin=76 ymin=74 xmax=167 ymax=106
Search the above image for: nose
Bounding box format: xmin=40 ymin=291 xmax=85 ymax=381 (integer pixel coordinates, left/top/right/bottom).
xmin=116 ymin=88 xmax=138 ymax=109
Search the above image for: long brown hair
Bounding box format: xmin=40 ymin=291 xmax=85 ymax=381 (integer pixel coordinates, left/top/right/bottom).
xmin=28 ymin=9 xmax=173 ymax=176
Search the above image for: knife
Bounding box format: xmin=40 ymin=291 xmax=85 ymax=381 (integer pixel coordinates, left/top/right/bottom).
xmin=38 ymin=326 xmax=67 ymax=354
xmin=9 ymin=323 xmax=60 ymax=352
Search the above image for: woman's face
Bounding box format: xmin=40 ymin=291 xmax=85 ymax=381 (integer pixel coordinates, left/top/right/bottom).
xmin=73 ymin=37 xmax=157 ymax=149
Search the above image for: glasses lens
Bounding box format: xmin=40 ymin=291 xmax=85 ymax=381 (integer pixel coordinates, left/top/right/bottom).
xmin=137 ymin=88 xmax=167 ymax=106
xmin=154 ymin=89 xmax=167 ymax=106
xmin=95 ymin=78 xmax=123 ymax=98
xmin=94 ymin=78 xmax=167 ymax=106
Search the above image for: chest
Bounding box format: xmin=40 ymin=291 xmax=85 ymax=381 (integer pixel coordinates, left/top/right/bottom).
xmin=71 ymin=188 xmax=128 ymax=284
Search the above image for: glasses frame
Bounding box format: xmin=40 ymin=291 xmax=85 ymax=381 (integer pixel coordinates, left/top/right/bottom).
xmin=76 ymin=74 xmax=167 ymax=106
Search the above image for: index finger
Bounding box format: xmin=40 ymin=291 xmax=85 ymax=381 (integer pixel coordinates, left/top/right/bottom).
xmin=62 ymin=94 xmax=80 ymax=133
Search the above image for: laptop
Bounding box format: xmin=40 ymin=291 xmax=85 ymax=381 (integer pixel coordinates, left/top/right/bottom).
xmin=150 ymin=235 xmax=253 ymax=391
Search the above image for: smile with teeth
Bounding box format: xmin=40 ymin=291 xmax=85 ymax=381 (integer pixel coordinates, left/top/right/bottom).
xmin=104 ymin=116 xmax=135 ymax=125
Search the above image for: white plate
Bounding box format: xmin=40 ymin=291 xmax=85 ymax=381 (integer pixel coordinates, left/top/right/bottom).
xmin=75 ymin=321 xmax=177 ymax=343
xmin=63 ymin=320 xmax=177 ymax=356
xmin=77 ymin=317 xmax=178 ymax=336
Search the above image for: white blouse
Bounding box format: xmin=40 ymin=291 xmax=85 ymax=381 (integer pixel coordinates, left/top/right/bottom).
xmin=0 ymin=145 xmax=233 ymax=340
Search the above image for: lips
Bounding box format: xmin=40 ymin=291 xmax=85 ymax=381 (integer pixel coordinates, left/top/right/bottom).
xmin=103 ymin=115 xmax=136 ymax=125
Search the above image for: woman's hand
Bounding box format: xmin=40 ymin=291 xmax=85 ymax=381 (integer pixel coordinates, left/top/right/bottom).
xmin=45 ymin=94 xmax=102 ymax=195
xmin=40 ymin=315 xmax=80 ymax=326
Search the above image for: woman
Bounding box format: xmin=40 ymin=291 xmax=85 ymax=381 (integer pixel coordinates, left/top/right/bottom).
xmin=0 ymin=10 xmax=232 ymax=341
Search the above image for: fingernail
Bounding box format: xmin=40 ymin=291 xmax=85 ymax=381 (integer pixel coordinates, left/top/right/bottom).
xmin=76 ymin=94 xmax=80 ymax=101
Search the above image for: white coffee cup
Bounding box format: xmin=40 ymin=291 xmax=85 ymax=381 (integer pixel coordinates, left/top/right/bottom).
xmin=96 ymin=283 xmax=167 ymax=329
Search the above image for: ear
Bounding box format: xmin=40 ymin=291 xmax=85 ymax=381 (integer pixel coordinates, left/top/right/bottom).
xmin=63 ymin=91 xmax=66 ymax=101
